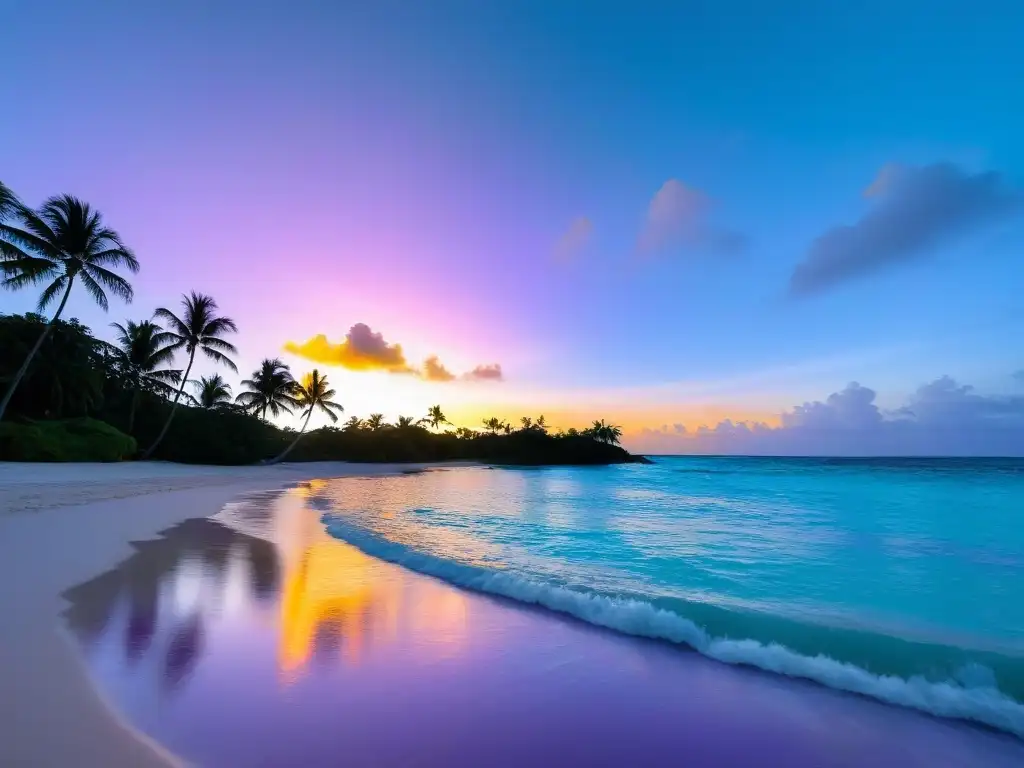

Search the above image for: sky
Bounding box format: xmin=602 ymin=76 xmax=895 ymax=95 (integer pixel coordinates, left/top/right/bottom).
xmin=2 ymin=1 xmax=1024 ymax=454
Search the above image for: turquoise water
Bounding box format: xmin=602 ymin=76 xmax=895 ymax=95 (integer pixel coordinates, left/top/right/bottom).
xmin=312 ymin=457 xmax=1024 ymax=735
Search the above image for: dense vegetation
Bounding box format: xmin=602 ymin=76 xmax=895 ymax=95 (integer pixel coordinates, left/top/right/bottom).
xmin=0 ymin=181 xmax=642 ymax=466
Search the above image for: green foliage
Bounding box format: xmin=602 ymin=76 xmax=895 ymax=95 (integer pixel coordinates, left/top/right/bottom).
xmin=0 ymin=314 xmax=108 ymax=419
xmin=0 ymin=311 xmax=639 ymax=466
xmin=0 ymin=418 xmax=136 ymax=462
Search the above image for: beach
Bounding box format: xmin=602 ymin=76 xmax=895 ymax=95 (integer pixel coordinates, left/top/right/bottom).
xmin=3 ymin=461 xmax=1024 ymax=767
xmin=0 ymin=461 xmax=439 ymax=767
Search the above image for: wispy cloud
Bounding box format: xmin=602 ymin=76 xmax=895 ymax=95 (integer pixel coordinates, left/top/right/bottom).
xmin=553 ymin=216 xmax=593 ymax=263
xmin=791 ymin=163 xmax=1023 ymax=296
xmin=637 ymin=179 xmax=746 ymax=257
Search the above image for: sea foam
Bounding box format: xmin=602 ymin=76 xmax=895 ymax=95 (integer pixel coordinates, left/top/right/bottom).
xmin=323 ymin=512 xmax=1024 ymax=738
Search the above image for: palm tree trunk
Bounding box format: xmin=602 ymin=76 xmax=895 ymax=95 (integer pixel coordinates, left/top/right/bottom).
xmin=141 ymin=350 xmax=195 ymax=460
xmin=268 ymin=408 xmax=312 ymax=464
xmin=127 ymin=389 xmax=139 ymax=433
xmin=0 ymin=278 xmax=74 ymax=422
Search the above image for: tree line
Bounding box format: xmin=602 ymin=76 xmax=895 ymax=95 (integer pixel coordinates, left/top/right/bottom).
xmin=0 ymin=181 xmax=631 ymax=465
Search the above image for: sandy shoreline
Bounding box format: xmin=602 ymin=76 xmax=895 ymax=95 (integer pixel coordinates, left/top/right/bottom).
xmin=0 ymin=461 xmax=444 ymax=767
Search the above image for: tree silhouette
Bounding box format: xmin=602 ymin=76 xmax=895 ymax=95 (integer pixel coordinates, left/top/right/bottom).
xmin=108 ymin=319 xmax=180 ymax=432
xmin=234 ymin=358 xmax=298 ymax=421
xmin=189 ymin=374 xmax=233 ymax=409
xmin=142 ymin=292 xmax=237 ymax=458
xmin=0 ymin=195 xmax=138 ymax=421
xmin=342 ymin=415 xmax=365 ymax=432
xmin=425 ymin=404 xmax=449 ymax=431
xmin=270 ymin=369 xmax=344 ymax=463
xmin=365 ymin=413 xmax=385 ymax=431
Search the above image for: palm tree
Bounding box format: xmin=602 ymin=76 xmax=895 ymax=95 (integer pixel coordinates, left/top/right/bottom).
xmin=587 ymin=419 xmax=623 ymax=444
xmin=109 ymin=319 xmax=180 ymax=432
xmin=0 ymin=195 xmax=139 ymax=421
xmin=395 ymin=415 xmax=424 ymax=429
xmin=190 ymin=374 xmax=233 ymax=409
xmin=483 ymin=417 xmax=502 ymax=434
xmin=269 ymin=370 xmax=344 ymax=463
xmin=234 ymin=357 xmax=298 ymax=421
xmin=366 ymin=413 xmax=385 ymax=431
xmin=535 ymin=415 xmax=548 ymax=433
xmin=520 ymin=416 xmax=533 ymax=431
xmin=0 ymin=181 xmax=20 ymax=222
xmin=425 ymin=404 xmax=449 ymax=431
xmin=142 ymin=292 xmax=237 ymax=458
xmin=343 ymin=415 xmax=365 ymax=432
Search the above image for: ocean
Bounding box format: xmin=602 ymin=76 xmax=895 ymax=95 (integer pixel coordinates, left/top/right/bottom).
xmin=311 ymin=457 xmax=1024 ymax=736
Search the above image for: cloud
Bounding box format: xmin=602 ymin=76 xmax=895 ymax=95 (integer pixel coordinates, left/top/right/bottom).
xmin=791 ymin=163 xmax=1023 ymax=296
xmin=285 ymin=324 xmax=503 ymax=383
xmin=464 ymin=363 xmax=503 ymax=381
xmin=553 ymin=216 xmax=593 ymax=262
xmin=632 ymin=376 xmax=1024 ymax=456
xmin=285 ymin=323 xmax=412 ymax=373
xmin=637 ymin=179 xmax=746 ymax=256
xmin=423 ymin=355 xmax=456 ymax=382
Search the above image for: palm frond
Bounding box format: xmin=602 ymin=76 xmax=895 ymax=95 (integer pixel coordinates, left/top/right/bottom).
xmin=200 ymin=335 xmax=239 ymax=355
xmin=153 ymin=307 xmax=189 ymax=336
xmin=77 ymin=269 xmax=110 ymax=311
xmin=87 ymin=247 xmax=140 ymax=272
xmin=37 ymin=276 xmax=69 ymax=311
xmin=84 ymin=263 xmax=133 ymax=304
xmin=202 ymin=347 xmax=239 ymax=372
xmin=0 ymin=223 xmax=62 ymax=261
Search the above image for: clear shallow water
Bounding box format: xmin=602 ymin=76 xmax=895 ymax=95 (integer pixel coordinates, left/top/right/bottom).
xmin=313 ymin=458 xmax=1024 ymax=736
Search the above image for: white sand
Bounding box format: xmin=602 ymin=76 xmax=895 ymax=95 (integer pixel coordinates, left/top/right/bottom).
xmin=0 ymin=461 xmax=438 ymax=767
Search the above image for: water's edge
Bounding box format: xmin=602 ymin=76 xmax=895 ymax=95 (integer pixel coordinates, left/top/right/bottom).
xmin=322 ymin=512 xmax=1024 ymax=739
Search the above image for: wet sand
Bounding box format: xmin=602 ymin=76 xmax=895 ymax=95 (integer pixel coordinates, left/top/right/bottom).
xmin=57 ymin=480 xmax=1024 ymax=767
xmin=0 ymin=461 xmax=455 ymax=767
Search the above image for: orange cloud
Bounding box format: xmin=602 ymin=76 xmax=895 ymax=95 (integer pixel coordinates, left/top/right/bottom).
xmin=423 ymin=355 xmax=456 ymax=382
xmin=284 ymin=323 xmax=412 ymax=373
xmin=286 ymin=324 xmax=502 ymax=383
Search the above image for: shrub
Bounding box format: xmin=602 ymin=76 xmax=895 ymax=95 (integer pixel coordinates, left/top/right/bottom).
xmin=0 ymin=418 xmax=137 ymax=462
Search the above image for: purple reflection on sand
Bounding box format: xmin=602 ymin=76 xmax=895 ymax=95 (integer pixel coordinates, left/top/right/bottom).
xmin=61 ymin=488 xmax=1024 ymax=767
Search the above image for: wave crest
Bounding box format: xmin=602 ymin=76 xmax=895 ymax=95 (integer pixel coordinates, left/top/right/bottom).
xmin=322 ymin=513 xmax=1024 ymax=738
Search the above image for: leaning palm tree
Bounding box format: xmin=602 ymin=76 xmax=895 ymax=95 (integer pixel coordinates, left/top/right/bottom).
xmin=142 ymin=292 xmax=237 ymax=458
xmin=234 ymin=357 xmax=298 ymax=420
xmin=190 ymin=374 xmax=233 ymax=409
xmin=425 ymin=404 xmax=449 ymax=431
xmin=0 ymin=195 xmax=139 ymax=421
xmin=109 ymin=319 xmax=180 ymax=432
xmin=269 ymin=370 xmax=344 ymax=463
xmin=365 ymin=413 xmax=385 ymax=431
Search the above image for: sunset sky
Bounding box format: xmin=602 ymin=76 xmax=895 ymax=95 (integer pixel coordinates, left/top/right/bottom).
xmin=2 ymin=1 xmax=1023 ymax=454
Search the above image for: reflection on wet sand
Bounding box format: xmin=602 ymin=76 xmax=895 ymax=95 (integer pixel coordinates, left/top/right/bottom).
xmin=62 ymin=485 xmax=469 ymax=695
